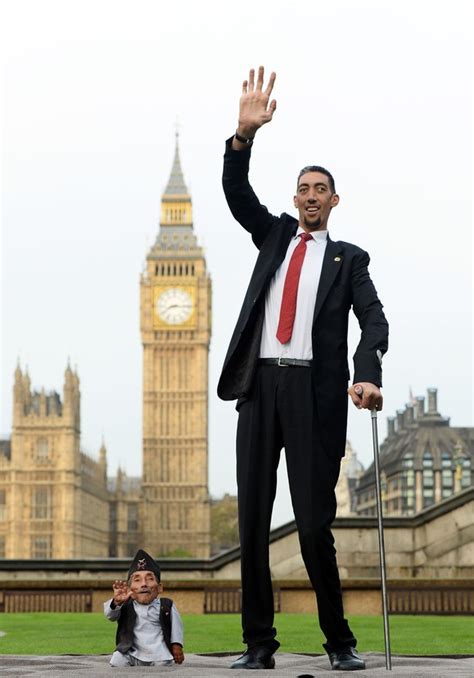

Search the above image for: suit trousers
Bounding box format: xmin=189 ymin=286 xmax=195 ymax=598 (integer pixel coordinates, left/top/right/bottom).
xmin=236 ymin=364 xmax=356 ymax=654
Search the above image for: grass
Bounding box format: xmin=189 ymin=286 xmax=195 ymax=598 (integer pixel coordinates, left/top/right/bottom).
xmin=0 ymin=613 xmax=472 ymax=656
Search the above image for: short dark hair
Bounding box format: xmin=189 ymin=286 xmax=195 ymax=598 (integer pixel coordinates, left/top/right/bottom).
xmin=297 ymin=165 xmax=336 ymax=194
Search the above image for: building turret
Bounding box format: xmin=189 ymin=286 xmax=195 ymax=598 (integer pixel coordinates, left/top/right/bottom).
xmin=387 ymin=416 xmax=396 ymax=438
xmin=63 ymin=363 xmax=80 ymax=430
xmin=13 ymin=363 xmax=24 ymax=424
xmin=427 ymin=387 xmax=439 ymax=415
xmin=116 ymin=466 xmax=124 ymax=496
xmin=415 ymin=396 xmax=425 ymax=419
xmin=99 ymin=440 xmax=108 ymax=482
xmin=39 ymin=388 xmax=47 ymax=417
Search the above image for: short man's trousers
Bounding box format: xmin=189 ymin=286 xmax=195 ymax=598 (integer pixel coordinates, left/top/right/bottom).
xmin=109 ymin=650 xmax=173 ymax=667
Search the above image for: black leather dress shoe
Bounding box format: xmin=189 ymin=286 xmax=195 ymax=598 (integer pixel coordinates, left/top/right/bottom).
xmin=329 ymin=647 xmax=365 ymax=671
xmin=230 ymin=646 xmax=276 ymax=669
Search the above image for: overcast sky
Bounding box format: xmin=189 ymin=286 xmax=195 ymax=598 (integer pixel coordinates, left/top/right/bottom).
xmin=1 ymin=0 xmax=472 ymax=527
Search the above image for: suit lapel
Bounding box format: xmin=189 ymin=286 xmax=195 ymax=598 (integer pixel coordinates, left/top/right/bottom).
xmin=312 ymin=237 xmax=343 ymax=326
xmin=268 ymin=220 xmax=298 ymax=279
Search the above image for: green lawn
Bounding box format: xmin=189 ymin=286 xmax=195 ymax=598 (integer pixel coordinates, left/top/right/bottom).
xmin=0 ymin=613 xmax=472 ymax=655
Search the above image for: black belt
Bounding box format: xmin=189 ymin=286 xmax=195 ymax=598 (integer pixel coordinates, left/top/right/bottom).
xmin=258 ymin=358 xmax=312 ymax=368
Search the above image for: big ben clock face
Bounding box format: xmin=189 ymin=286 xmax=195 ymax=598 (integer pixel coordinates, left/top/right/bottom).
xmin=153 ymin=286 xmax=196 ymax=328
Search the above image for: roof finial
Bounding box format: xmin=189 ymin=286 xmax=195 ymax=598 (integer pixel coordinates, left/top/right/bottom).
xmin=164 ymin=122 xmax=188 ymax=196
xmin=175 ymin=114 xmax=181 ymax=142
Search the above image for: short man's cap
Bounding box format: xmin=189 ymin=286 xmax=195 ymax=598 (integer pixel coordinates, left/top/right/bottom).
xmin=127 ymin=549 xmax=161 ymax=581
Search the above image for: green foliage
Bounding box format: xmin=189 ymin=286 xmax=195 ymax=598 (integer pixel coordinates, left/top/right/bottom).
xmin=210 ymin=493 xmax=239 ymax=555
xmin=0 ymin=613 xmax=472 ymax=655
xmin=158 ymin=548 xmax=193 ymax=558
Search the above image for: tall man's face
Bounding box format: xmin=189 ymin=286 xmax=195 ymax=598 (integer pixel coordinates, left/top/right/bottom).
xmin=293 ymin=171 xmax=339 ymax=231
xmin=129 ymin=570 xmax=162 ymax=605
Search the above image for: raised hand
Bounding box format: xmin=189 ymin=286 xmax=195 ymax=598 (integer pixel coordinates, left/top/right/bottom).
xmin=112 ymin=579 xmax=131 ymax=606
xmin=236 ymin=66 xmax=277 ymax=140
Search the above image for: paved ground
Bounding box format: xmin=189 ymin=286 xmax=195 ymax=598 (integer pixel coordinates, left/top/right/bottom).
xmin=1 ymin=653 xmax=473 ymax=677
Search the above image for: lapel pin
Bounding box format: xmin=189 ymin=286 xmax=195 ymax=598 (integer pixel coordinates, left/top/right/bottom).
xmin=334 ymin=256 xmax=341 ymax=262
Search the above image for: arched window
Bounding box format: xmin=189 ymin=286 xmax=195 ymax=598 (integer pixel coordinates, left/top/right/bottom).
xmin=31 ymin=487 xmax=51 ymax=519
xmin=461 ymin=457 xmax=471 ymax=489
xmin=36 ymin=438 xmax=49 ymax=460
xmin=31 ymin=535 xmax=51 ymax=559
xmin=422 ymin=450 xmax=434 ymax=508
xmin=441 ymin=451 xmax=453 ymax=498
xmin=127 ymin=504 xmax=138 ymax=532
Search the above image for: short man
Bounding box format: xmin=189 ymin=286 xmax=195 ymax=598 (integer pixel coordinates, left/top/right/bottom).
xmin=218 ymin=67 xmax=389 ymax=671
xmin=104 ymin=548 xmax=184 ymax=667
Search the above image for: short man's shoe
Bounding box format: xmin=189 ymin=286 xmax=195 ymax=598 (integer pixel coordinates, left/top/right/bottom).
xmin=329 ymin=646 xmax=365 ymax=671
xmin=230 ymin=646 xmax=276 ymax=669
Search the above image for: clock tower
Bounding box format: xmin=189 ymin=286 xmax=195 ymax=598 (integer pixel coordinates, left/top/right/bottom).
xmin=140 ymin=134 xmax=211 ymax=558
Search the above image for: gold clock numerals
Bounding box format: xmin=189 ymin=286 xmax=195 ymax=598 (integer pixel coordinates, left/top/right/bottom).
xmin=156 ymin=287 xmax=194 ymax=325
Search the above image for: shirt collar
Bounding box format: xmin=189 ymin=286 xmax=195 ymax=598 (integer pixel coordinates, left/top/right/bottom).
xmin=132 ymin=597 xmax=160 ymax=609
xmin=295 ymin=226 xmax=328 ymax=242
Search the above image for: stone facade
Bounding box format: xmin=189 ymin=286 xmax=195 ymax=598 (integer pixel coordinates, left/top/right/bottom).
xmin=108 ymin=469 xmax=141 ymax=558
xmin=0 ymin=136 xmax=211 ymax=560
xmin=355 ymin=388 xmax=473 ymax=517
xmin=0 ymin=365 xmax=109 ymax=558
xmin=1 ymin=488 xmax=471 ymax=615
xmin=335 ymin=441 xmax=364 ymax=517
xmin=140 ymin=134 xmax=211 ymax=558
xmin=215 ymin=487 xmax=474 ymax=582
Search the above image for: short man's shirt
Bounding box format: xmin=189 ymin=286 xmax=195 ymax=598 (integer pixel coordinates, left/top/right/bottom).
xmin=104 ymin=597 xmax=184 ymax=663
xmin=259 ymin=227 xmax=328 ymax=360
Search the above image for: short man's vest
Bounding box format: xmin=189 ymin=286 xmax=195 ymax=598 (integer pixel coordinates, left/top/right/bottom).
xmin=115 ymin=597 xmax=174 ymax=655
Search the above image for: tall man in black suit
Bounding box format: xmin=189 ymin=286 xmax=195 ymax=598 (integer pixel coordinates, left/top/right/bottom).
xmin=218 ymin=67 xmax=389 ymax=672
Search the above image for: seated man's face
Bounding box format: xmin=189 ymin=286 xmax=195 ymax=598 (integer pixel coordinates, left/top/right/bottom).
xmin=129 ymin=570 xmax=162 ymax=605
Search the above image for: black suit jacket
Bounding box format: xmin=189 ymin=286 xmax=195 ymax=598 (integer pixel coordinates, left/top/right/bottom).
xmin=217 ymin=138 xmax=389 ymax=458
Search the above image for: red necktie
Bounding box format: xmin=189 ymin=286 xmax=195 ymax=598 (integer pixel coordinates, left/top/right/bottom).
xmin=276 ymin=232 xmax=313 ymax=344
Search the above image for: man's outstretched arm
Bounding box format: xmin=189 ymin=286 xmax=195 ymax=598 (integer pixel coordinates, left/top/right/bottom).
xmin=223 ymin=66 xmax=279 ymax=248
xmin=232 ymin=66 xmax=277 ymax=150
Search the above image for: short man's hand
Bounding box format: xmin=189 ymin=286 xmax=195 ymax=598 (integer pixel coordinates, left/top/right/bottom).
xmin=348 ymin=382 xmax=383 ymax=411
xmin=171 ymin=643 xmax=185 ymax=664
xmin=234 ymin=66 xmax=276 ymax=144
xmin=112 ymin=579 xmax=131 ymax=606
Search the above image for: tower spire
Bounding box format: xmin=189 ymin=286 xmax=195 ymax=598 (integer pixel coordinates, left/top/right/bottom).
xmin=163 ymin=128 xmax=189 ymax=197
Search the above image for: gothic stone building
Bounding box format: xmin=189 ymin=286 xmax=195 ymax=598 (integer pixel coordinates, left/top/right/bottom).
xmin=0 ymin=136 xmax=211 ymax=560
xmin=356 ymin=388 xmax=473 ymax=517
xmin=0 ymin=365 xmax=109 ymax=559
xmin=335 ymin=441 xmax=365 ymax=517
xmin=139 ymin=134 xmax=211 ymax=558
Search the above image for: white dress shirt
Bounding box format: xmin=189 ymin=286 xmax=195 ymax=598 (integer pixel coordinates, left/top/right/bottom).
xmin=259 ymin=227 xmax=328 ymax=360
xmin=104 ymin=596 xmax=184 ymax=663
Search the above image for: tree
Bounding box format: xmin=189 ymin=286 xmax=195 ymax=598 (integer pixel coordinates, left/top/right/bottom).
xmin=210 ymin=493 xmax=239 ymax=555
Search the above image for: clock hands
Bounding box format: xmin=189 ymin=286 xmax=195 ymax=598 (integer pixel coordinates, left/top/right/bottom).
xmin=167 ymin=303 xmax=193 ymax=310
xmin=156 ymin=288 xmax=194 ymax=325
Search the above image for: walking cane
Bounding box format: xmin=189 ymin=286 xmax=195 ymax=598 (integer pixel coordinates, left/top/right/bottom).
xmin=370 ymin=405 xmax=392 ymax=670
xmin=355 ymin=384 xmax=392 ymax=670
